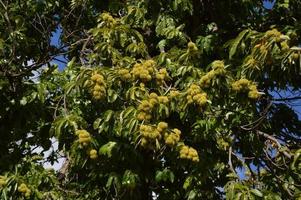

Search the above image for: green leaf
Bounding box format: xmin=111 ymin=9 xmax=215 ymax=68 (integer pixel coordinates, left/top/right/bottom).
xmin=187 ymin=190 xmax=197 ymax=200
xmin=99 ymin=141 xmax=117 ymax=157
xmin=104 ymin=110 xmax=114 ymax=122
xmin=229 ymin=29 xmax=249 ymax=59
xmin=93 ymin=118 xmax=102 ymax=130
xmin=155 ymin=169 xmax=174 ymax=183
xmin=183 ymin=176 xmax=193 ymax=190
xmin=250 ymin=189 xmax=263 ymax=197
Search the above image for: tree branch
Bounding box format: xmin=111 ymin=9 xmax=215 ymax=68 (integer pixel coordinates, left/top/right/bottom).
xmin=256 ymin=130 xmax=291 ymax=159
xmin=272 ymin=96 xmax=301 ymax=101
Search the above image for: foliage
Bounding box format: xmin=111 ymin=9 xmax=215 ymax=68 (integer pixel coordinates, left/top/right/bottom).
xmin=1 ymin=0 xmax=301 ymax=199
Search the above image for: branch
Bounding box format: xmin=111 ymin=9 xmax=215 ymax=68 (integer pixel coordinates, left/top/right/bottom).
xmin=256 ymin=130 xmax=291 ymax=159
xmin=272 ymin=96 xmax=301 ymax=101
xmin=228 ymin=146 xmax=237 ymax=175
xmin=240 ymin=101 xmax=272 ymax=131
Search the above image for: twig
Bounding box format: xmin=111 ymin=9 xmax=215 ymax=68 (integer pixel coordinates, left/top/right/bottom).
xmin=228 ymin=146 xmax=236 ymax=175
xmin=257 ymin=130 xmax=291 ymax=159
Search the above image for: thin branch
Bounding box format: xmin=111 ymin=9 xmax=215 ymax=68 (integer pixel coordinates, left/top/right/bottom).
xmin=240 ymin=101 xmax=272 ymax=131
xmin=257 ymin=130 xmax=291 ymax=159
xmin=272 ymin=96 xmax=301 ymax=101
xmin=228 ymin=146 xmax=237 ymax=175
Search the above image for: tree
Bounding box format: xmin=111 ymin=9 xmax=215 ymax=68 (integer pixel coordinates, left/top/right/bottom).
xmin=1 ymin=0 xmax=301 ymax=199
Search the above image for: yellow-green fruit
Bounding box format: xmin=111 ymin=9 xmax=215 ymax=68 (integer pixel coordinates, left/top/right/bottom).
xmin=138 ymin=100 xmax=153 ymax=112
xmin=248 ymin=90 xmax=260 ymax=99
xmin=207 ymin=71 xmax=216 ymax=79
xmin=77 ymin=130 xmax=91 ymax=145
xmin=94 ymin=84 xmax=102 ymax=91
xmin=158 ymin=96 xmax=169 ymax=104
xmin=196 ymin=94 xmax=207 ymax=106
xmin=149 ymin=93 xmax=158 ymax=99
xmin=172 ymin=128 xmax=181 ymax=136
xmin=139 ymin=125 xmax=148 ymax=131
xmin=137 ymin=112 xmax=146 ymax=121
xmin=232 ymin=78 xmax=251 ymax=91
xmin=158 ymin=122 xmax=168 ymax=130
xmin=248 ymin=84 xmax=257 ymax=91
xmin=156 ymin=74 xmax=165 ymax=80
xmin=93 ymin=90 xmax=101 ymax=96
xmin=145 ymin=114 xmax=152 ymax=120
xmin=186 ymin=95 xmax=193 ymax=101
xmin=159 ymin=68 xmax=168 ymax=75
xmin=118 ymin=69 xmax=129 ymax=75
xmin=281 ymin=41 xmax=289 ymax=50
xmin=0 ymin=177 xmax=6 ymax=187
xmin=165 ymin=133 xmax=180 ymax=146
xmin=260 ymin=45 xmax=267 ymax=53
xmin=90 ymin=149 xmax=98 ymax=159
xmin=179 ymin=153 xmax=186 ymax=159
xmin=24 ymin=189 xmax=31 ymax=198
xmin=179 ymin=146 xmax=199 ymax=162
xmin=192 ymin=157 xmax=199 ymax=162
xmin=91 ymin=74 xmax=103 ymax=81
xmin=212 ymin=60 xmax=225 ymax=70
xmin=144 ymin=59 xmax=156 ymax=67
xmin=169 ymin=90 xmax=180 ymax=98
xmin=141 ymin=138 xmax=148 ymax=147
xmin=187 ymin=41 xmax=198 ymax=51
xmin=149 ymin=98 xmax=158 ymax=106
xmin=121 ymin=73 xmax=131 ymax=80
xmin=18 ymin=183 xmax=28 ymax=193
xmin=292 ymin=53 xmax=299 ymax=60
xmin=78 ymin=130 xmax=90 ymax=138
xmin=200 ymin=75 xmax=209 ymax=84
xmin=165 ymin=136 xmax=175 ymax=146
xmin=146 ymin=74 xmax=152 ymax=81
xmin=79 ymin=137 xmax=91 ymax=144
xmin=180 ymin=146 xmax=189 ymax=155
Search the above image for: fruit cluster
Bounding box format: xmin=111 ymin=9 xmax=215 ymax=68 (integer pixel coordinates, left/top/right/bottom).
xmin=137 ymin=93 xmax=169 ymax=121
xmin=131 ymin=60 xmax=156 ymax=82
xmin=186 ymin=84 xmax=208 ymax=106
xmin=164 ymin=128 xmax=181 ymax=146
xmin=100 ymin=13 xmax=116 ymax=27
xmin=76 ymin=130 xmax=92 ymax=146
xmin=169 ymin=90 xmax=181 ymax=99
xmin=118 ymin=68 xmax=132 ymax=81
xmin=89 ymin=149 xmax=98 ymax=159
xmin=156 ymin=68 xmax=169 ymax=85
xmin=179 ymin=145 xmax=199 ymax=162
xmin=291 ymin=52 xmax=299 ymax=61
xmin=0 ymin=176 xmax=6 ymax=187
xmin=280 ymin=41 xmax=290 ymax=51
xmin=231 ymin=78 xmax=260 ymax=99
xmin=139 ymin=122 xmax=182 ymax=149
xmin=200 ymin=60 xmax=226 ymax=88
xmin=158 ymin=95 xmax=169 ymax=104
xmin=231 ymin=78 xmax=250 ymax=91
xmin=139 ymin=124 xmax=162 ymax=148
xmin=117 ymin=69 xmax=132 ymax=81
xmin=157 ymin=121 xmax=168 ymax=133
xmin=187 ymin=41 xmax=198 ymax=52
xmin=264 ymin=28 xmax=282 ymax=41
xmin=137 ymin=100 xmax=154 ymax=121
xmin=90 ymin=73 xmax=106 ymax=100
xmin=18 ymin=183 xmax=31 ymax=198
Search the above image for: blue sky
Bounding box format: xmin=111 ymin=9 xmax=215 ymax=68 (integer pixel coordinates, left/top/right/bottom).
xmin=50 ymin=27 xmax=65 ymax=70
xmin=263 ymin=0 xmax=275 ymax=9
